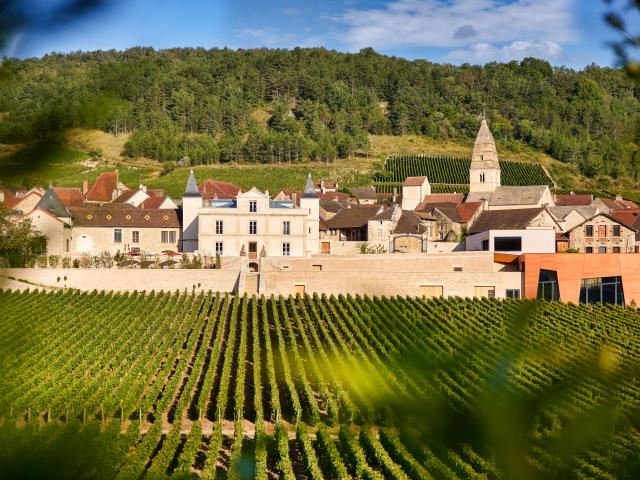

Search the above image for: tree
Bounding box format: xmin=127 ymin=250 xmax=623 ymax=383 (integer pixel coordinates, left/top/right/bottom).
xmin=0 ymin=208 xmax=45 ymax=267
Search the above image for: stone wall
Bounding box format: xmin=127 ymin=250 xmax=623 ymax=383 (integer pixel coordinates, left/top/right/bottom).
xmin=0 ymin=268 xmax=240 ymax=293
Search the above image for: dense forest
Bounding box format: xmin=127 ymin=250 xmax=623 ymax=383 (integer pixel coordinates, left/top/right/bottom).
xmin=0 ymin=47 xmax=639 ymax=178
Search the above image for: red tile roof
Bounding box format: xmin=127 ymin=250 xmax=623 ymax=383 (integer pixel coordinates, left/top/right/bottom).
xmin=598 ymin=197 xmax=638 ymax=210
xmin=200 ymin=179 xmax=242 ymax=200
xmin=319 ymin=191 xmax=351 ymax=203
xmin=554 ymin=194 xmax=593 ymax=206
xmin=416 ymin=201 xmax=480 ymax=224
xmin=423 ymin=193 xmax=465 ymax=204
xmin=403 ymin=176 xmax=428 ymax=187
xmin=85 ymin=172 xmax=119 ymax=202
xmin=139 ymin=196 xmax=169 ymax=209
xmin=112 ymin=190 xmax=137 ymax=203
xmin=608 ymin=210 xmax=640 ymax=231
xmin=53 ymin=187 xmax=85 ymax=207
xmin=69 ymin=206 xmax=180 ymax=228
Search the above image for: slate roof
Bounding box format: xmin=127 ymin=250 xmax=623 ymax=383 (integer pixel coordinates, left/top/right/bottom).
xmin=184 ymin=170 xmax=201 ymax=197
xmin=468 ymin=207 xmax=545 ymax=234
xmin=326 ymin=204 xmax=382 ymax=229
xmin=393 ymin=210 xmax=426 ymax=234
xmin=85 ymin=172 xmax=119 ymax=202
xmin=35 ymin=187 xmax=72 ymax=218
xmin=302 ymin=174 xmax=318 ymax=199
xmin=554 ymin=194 xmax=593 ymax=206
xmin=69 ymin=207 xmax=180 ymax=228
xmin=403 ymin=176 xmax=428 ymax=187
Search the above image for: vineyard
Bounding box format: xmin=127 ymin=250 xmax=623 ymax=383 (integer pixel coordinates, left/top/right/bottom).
xmin=374 ymin=155 xmax=553 ymax=192
xmin=1 ymin=290 xmax=640 ymax=478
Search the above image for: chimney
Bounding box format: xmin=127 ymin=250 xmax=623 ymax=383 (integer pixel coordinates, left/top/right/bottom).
xmin=616 ymin=194 xmax=623 ymax=201
xmin=82 ymin=179 xmax=88 ymax=195
xmin=140 ymin=184 xmax=147 ymax=193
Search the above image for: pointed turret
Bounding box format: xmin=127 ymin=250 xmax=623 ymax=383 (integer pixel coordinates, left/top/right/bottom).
xmin=36 ymin=186 xmax=71 ymax=218
xmin=469 ymin=117 xmax=501 ymax=193
xmin=184 ymin=169 xmax=201 ymax=197
xmin=301 ymin=173 xmax=318 ymax=198
xmin=471 ymin=118 xmax=500 ymax=168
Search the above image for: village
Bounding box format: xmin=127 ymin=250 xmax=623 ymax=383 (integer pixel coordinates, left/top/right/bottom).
xmin=3 ymin=119 xmax=640 ymax=305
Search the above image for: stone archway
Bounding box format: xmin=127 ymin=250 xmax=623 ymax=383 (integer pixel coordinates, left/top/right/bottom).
xmin=248 ymin=261 xmax=259 ymax=273
xmin=392 ymin=235 xmax=427 ymax=253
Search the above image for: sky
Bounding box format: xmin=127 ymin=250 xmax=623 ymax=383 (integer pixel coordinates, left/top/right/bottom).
xmin=1 ymin=0 xmax=634 ymax=69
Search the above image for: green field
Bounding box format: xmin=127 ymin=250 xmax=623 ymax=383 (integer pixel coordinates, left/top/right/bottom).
xmin=1 ymin=290 xmax=639 ymax=479
xmin=376 ymin=155 xmax=553 ymax=186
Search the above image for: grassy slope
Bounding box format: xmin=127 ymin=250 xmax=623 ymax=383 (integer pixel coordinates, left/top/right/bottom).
xmin=1 ymin=128 xmax=637 ymax=198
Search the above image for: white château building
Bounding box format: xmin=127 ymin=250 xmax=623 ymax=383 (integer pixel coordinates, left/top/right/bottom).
xmin=182 ymin=171 xmax=320 ymax=258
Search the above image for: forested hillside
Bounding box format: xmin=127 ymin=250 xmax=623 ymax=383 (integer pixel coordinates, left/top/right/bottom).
xmin=0 ymin=47 xmax=638 ymax=178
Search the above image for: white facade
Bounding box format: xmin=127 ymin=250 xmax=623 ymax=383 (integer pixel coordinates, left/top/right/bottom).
xmin=186 ymin=174 xmax=320 ymax=258
xmin=466 ymin=228 xmax=556 ymax=254
xmin=402 ymin=177 xmax=431 ymax=211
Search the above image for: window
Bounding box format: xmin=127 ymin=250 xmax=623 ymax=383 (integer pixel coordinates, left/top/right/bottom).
xmin=249 ymin=200 xmax=257 ymax=212
xmin=249 ymin=220 xmax=257 ymax=235
xmin=474 ymin=286 xmax=495 ymax=298
xmin=537 ymin=269 xmax=559 ymax=300
xmin=453 ymin=266 xmax=463 ymax=272
xmin=598 ymin=225 xmax=607 ymax=237
xmin=113 ymin=228 xmax=122 ymax=243
xmin=481 ymin=239 xmax=489 ymax=251
xmin=65 ymin=239 xmax=70 ymax=253
xmin=506 ymin=289 xmax=520 ymax=299
xmin=494 ymin=236 xmax=522 ymax=252
xmin=480 ymin=172 xmax=485 ymax=183
xmin=613 ymin=224 xmax=621 ymax=237
xmin=215 ymin=241 xmax=223 ymax=256
xmin=283 ymin=221 xmax=290 ymax=235
xmin=215 ymin=220 xmax=224 ymax=235
xmin=132 ymin=231 xmax=139 ymax=243
xmin=598 ymin=245 xmax=607 ymax=254
xmin=282 ymin=242 xmax=290 ymax=256
xmin=585 ymin=246 xmax=594 ymax=253
xmin=585 ymin=225 xmax=594 ymax=237
xmin=312 ymin=264 xmax=322 ymax=271
xmin=161 ymin=231 xmax=176 ymax=244
xmin=613 ymin=246 xmax=621 ymax=253
xmin=580 ymin=276 xmax=624 ymax=305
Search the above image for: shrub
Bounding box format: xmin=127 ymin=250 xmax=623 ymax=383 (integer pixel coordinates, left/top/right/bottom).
xmin=61 ymin=257 xmax=71 ymax=268
xmin=48 ymin=255 xmax=60 ymax=268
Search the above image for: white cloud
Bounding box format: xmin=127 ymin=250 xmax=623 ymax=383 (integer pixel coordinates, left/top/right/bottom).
xmin=337 ymin=0 xmax=577 ymax=58
xmin=447 ymin=40 xmax=567 ymax=63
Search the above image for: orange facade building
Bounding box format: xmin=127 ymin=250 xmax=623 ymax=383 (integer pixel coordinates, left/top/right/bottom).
xmin=519 ymin=253 xmax=640 ymax=306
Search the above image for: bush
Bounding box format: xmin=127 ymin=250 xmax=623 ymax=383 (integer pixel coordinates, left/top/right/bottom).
xmin=72 ymin=258 xmax=80 ymax=268
xmin=62 ymin=257 xmax=71 ymax=268
xmin=36 ymin=256 xmax=47 ymax=268
xmin=48 ymin=255 xmax=60 ymax=268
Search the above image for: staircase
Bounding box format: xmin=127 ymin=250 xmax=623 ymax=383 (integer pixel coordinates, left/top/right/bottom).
xmin=245 ymin=273 xmax=259 ymax=296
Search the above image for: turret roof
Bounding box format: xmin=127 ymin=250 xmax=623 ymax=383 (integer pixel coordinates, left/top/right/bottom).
xmin=302 ymin=173 xmax=318 ymax=199
xmin=184 ymin=170 xmax=201 ymax=197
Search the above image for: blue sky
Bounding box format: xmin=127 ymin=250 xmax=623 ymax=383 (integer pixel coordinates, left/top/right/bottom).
xmin=2 ymin=0 xmax=633 ymax=69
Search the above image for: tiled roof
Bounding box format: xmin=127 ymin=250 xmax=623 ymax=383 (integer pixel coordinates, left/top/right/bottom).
xmin=598 ymin=197 xmax=638 ymax=210
xmin=403 ymin=176 xmax=428 ymax=187
xmin=469 ymin=207 xmax=545 ymax=234
xmin=548 ymin=206 xmax=598 ymax=221
xmin=417 ymin=201 xmax=480 ymax=224
xmin=199 ymin=179 xmax=242 ymax=200
xmin=85 ymin=172 xmax=119 ymax=202
xmin=52 ymin=187 xmax=84 ymax=207
xmin=393 ymin=211 xmax=426 ymax=234
xmin=421 ymin=193 xmax=464 ymax=205
xmin=370 ymin=205 xmax=395 ymax=221
xmin=554 ymin=194 xmax=593 ymax=206
xmin=69 ymin=207 xmax=180 ymax=228
xmin=112 ymin=190 xmax=137 ymax=203
xmin=326 ymin=204 xmax=382 ymax=229
xmin=349 ymin=186 xmax=377 ymax=200
xmin=319 ymin=191 xmax=351 ymax=203
xmin=319 ymin=199 xmax=344 ymax=214
xmin=607 ymin=210 xmax=640 ymax=231
xmin=466 ymin=185 xmax=549 ymax=206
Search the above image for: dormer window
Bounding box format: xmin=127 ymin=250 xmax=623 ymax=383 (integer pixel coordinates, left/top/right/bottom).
xmin=249 ymin=200 xmax=257 ymax=213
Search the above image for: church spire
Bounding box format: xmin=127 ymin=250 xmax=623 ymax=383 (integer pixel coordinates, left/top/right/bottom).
xmin=471 ymin=117 xmax=500 ymax=168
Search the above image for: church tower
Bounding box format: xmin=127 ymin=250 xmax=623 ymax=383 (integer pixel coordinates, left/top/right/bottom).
xmin=469 ymin=118 xmax=501 ymax=193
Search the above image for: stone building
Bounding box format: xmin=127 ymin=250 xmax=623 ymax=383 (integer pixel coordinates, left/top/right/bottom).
xmin=185 ymin=171 xmax=320 ymax=259
xmin=568 ymin=213 xmax=636 ymax=253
